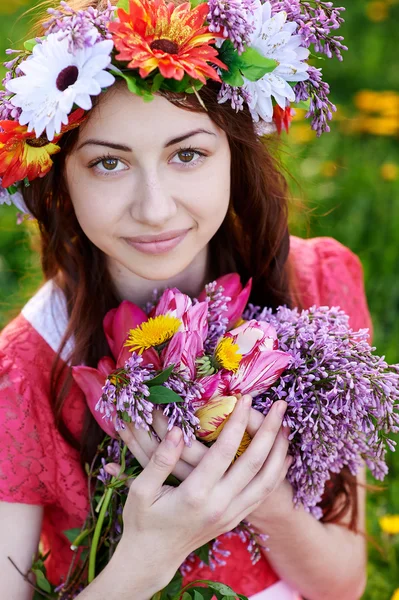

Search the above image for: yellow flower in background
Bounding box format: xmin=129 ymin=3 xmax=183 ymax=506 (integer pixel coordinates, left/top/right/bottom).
xmin=0 ymin=0 xmax=29 ymax=14
xmin=379 ymin=514 xmax=399 ymax=534
xmin=366 ymin=0 xmax=389 ymax=21
xmin=381 ymin=163 xmax=398 ymax=181
xmin=125 ymin=314 xmax=181 ymax=353
xmin=290 ymin=124 xmax=317 ymax=144
xmin=321 ymin=162 xmax=338 ymax=178
xmin=361 ymin=116 xmax=399 ymax=136
xmin=354 ymin=90 xmax=399 ymax=115
xmin=391 ymin=589 xmax=399 ymax=600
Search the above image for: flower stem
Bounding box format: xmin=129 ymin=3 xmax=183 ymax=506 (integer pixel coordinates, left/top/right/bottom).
xmin=88 ymin=484 xmax=114 ymax=583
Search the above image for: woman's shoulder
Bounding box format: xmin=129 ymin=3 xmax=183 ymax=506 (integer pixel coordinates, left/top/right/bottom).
xmin=289 ymin=235 xmax=372 ymax=333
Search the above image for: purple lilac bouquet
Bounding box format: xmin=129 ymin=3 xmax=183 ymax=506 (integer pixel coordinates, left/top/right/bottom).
xmin=21 ymin=274 xmax=399 ymax=599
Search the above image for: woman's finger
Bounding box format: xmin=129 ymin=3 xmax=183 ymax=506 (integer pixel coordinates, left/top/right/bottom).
xmin=118 ymin=422 xmax=159 ymax=462
xmin=117 ymin=420 xmax=194 ymax=481
xmin=221 ymin=401 xmax=288 ymax=496
xmin=230 ymin=426 xmax=291 ymax=514
xmin=152 ymin=410 xmax=207 ymax=467
xmin=181 ymin=396 xmax=251 ymax=495
xmin=130 ymin=427 xmax=185 ymax=502
xmin=247 ymin=407 xmax=266 ymax=437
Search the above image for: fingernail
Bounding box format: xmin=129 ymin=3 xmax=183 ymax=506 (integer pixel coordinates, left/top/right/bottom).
xmin=277 ymin=401 xmax=287 ymax=418
xmin=165 ymin=427 xmax=182 ymax=447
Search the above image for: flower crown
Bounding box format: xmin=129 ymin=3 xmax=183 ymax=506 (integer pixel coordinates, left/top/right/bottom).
xmin=0 ymin=0 xmax=347 ymax=210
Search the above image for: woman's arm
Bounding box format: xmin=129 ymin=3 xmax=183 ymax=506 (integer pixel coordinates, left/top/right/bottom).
xmin=248 ymin=468 xmax=367 ymax=600
xmin=0 ymin=501 xmax=43 ymax=600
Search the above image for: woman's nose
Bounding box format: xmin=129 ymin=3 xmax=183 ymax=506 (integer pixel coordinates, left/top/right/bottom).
xmin=130 ymin=169 xmax=177 ymax=227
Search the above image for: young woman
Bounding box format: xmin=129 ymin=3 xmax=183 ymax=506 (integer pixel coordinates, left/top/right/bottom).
xmin=0 ymin=0 xmax=371 ymax=598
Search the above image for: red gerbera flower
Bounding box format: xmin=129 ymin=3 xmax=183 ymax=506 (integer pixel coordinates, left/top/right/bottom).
xmin=109 ymin=0 xmax=226 ymax=84
xmin=273 ymin=105 xmax=294 ymax=134
xmin=0 ymin=109 xmax=85 ymax=188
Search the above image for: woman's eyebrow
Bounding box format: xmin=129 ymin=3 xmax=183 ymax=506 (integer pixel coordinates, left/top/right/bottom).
xmin=76 ymin=128 xmax=215 ymax=152
xmin=164 ymin=128 xmax=216 ymax=147
xmin=77 ymin=139 xmax=132 ymax=151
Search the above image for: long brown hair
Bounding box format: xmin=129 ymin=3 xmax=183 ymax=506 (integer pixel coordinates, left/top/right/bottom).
xmin=20 ymin=0 xmax=358 ymax=531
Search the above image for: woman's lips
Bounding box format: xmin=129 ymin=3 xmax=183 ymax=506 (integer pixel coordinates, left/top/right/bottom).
xmin=124 ymin=229 xmax=190 ymax=255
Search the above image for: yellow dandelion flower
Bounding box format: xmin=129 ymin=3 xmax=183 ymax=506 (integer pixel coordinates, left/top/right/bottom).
xmin=391 ymin=589 xmax=399 ymax=600
xmin=125 ymin=314 xmax=181 ymax=354
xmin=215 ymin=337 xmax=242 ymax=372
xmin=381 ymin=163 xmax=398 ymax=181
xmin=379 ymin=514 xmax=399 ymax=535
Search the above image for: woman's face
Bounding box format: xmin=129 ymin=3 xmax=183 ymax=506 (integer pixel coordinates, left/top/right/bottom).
xmin=66 ymin=85 xmax=231 ymax=286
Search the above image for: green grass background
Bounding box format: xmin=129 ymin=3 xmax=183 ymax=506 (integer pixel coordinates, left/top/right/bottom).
xmin=0 ymin=1 xmax=398 ymax=597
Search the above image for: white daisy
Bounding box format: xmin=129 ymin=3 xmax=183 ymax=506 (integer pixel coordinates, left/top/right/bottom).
xmin=244 ymin=1 xmax=309 ymax=122
xmin=6 ymin=31 xmax=115 ymax=141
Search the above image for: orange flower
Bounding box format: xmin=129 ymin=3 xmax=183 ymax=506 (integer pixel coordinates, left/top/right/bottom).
xmin=109 ymin=0 xmax=226 ymax=84
xmin=0 ymin=109 xmax=85 ymax=188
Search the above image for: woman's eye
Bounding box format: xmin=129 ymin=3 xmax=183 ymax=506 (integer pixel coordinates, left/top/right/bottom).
xmin=170 ymin=149 xmax=205 ymax=166
xmin=91 ymin=157 xmax=128 ymax=174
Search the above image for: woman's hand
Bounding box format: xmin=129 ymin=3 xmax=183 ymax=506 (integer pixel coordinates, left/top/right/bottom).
xmin=108 ymin=397 xmax=290 ymax=589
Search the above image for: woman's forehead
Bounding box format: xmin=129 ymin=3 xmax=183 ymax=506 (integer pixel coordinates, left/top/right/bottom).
xmin=77 ymin=87 xmax=219 ymax=149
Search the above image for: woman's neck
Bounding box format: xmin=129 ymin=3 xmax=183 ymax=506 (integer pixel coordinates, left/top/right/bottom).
xmin=107 ymin=246 xmax=210 ymax=307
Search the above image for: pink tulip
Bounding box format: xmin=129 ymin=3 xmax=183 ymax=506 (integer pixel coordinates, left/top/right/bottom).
xmin=199 ymin=273 xmax=252 ymax=329
xmin=161 ymin=331 xmax=203 ymax=378
xmin=195 ymin=396 xmax=238 ymax=441
xmin=72 ymin=364 xmax=117 ymax=438
xmin=225 ymin=349 xmax=291 ymax=397
xmin=154 ymin=288 xmax=209 ymax=338
xmin=199 ymin=320 xmax=291 ymax=400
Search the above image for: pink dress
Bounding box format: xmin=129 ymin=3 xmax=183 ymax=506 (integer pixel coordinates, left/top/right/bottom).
xmin=0 ymin=237 xmax=372 ymax=599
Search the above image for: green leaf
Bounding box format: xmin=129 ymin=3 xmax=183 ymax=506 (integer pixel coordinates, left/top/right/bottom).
xmin=116 ymin=0 xmax=130 ymax=11
xmin=189 ymin=588 xmax=214 ymax=600
xmin=294 ymin=99 xmax=311 ymax=110
xmin=193 ymin=592 xmax=205 ymax=600
xmin=240 ymin=47 xmax=277 ymax=70
xmin=207 ymin=582 xmax=239 ymax=595
xmin=148 ymin=386 xmax=184 ymax=404
xmin=32 ymin=569 xmax=52 ymax=593
xmin=24 ymin=38 xmax=38 ymax=52
xmin=221 ymin=69 xmax=244 ymax=87
xmin=109 ymin=67 xmax=153 ymax=101
xmin=151 ymin=73 xmax=165 ymax=93
xmin=194 ymin=542 xmax=210 ymax=565
xmin=240 ymin=48 xmax=277 ymax=81
xmin=63 ymin=528 xmax=82 ymax=544
xmin=147 ymin=364 xmax=175 ymax=387
xmin=190 ymin=0 xmax=208 ymax=8
xmin=182 ymin=594 xmax=192 ymax=600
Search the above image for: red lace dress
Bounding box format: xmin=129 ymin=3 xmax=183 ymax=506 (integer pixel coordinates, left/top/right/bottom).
xmin=0 ymin=237 xmax=372 ymax=599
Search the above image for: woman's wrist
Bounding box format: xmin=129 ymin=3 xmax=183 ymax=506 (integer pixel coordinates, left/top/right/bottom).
xmin=76 ymin=536 xmax=179 ymax=600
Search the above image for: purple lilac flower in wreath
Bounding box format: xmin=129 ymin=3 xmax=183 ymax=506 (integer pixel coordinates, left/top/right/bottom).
xmin=208 ymin=0 xmax=257 ymax=53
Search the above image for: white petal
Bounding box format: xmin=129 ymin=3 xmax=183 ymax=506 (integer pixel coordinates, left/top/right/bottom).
xmin=74 ymin=93 xmax=93 ymax=111
xmin=95 ymin=70 xmax=115 ymax=88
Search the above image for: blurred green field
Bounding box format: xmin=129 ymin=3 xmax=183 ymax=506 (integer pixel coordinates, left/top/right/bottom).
xmin=0 ymin=1 xmax=399 ymax=598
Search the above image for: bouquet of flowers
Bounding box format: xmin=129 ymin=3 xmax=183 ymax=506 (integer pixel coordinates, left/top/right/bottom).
xmin=21 ymin=274 xmax=399 ymax=600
